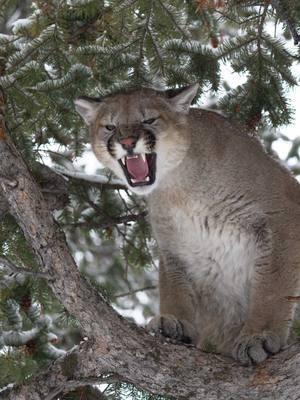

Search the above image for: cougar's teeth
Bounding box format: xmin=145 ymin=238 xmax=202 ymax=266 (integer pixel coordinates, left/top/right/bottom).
xmin=131 ymin=177 xmax=150 ymax=184
xmin=141 ymin=153 xmax=146 ymax=162
xmin=121 ymin=157 xmax=126 ymax=165
xmin=127 ymin=154 xmax=139 ymax=159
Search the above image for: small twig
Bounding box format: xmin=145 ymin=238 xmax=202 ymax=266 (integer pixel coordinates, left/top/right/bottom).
xmin=215 ymin=9 xmax=263 ymax=26
xmin=147 ymin=25 xmax=165 ymax=76
xmin=65 ymin=211 xmax=148 ymax=230
xmin=285 ymin=296 xmax=300 ymax=302
xmin=0 ymin=255 xmax=49 ymax=279
xmin=258 ymin=3 xmax=269 ymax=38
xmin=256 ymin=2 xmax=269 ymax=71
xmin=114 ymin=285 xmax=157 ymax=299
xmin=216 ymin=37 xmax=257 ymax=60
xmin=139 ymin=1 xmax=153 ymax=62
xmin=70 ymin=189 xmax=147 ymax=229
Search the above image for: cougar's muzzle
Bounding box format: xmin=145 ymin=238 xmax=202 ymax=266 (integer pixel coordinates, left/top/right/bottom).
xmin=108 ymin=130 xmax=157 ymax=187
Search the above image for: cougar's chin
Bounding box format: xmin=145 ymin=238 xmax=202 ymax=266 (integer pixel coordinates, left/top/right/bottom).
xmin=117 ymin=152 xmax=157 ymax=192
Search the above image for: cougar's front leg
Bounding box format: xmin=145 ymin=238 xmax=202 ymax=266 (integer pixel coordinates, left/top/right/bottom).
xmin=147 ymin=254 xmax=197 ymax=344
xmin=233 ymin=219 xmax=300 ymax=365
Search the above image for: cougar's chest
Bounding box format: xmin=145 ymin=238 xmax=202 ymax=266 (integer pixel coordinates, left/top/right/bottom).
xmin=163 ymin=204 xmax=256 ymax=303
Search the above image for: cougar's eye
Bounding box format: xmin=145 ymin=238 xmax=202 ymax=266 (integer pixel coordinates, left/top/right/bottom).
xmin=106 ymin=125 xmax=116 ymax=131
xmin=143 ymin=118 xmax=156 ymax=125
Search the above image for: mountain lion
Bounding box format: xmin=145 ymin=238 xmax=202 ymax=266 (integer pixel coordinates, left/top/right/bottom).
xmin=75 ymin=84 xmax=300 ymax=364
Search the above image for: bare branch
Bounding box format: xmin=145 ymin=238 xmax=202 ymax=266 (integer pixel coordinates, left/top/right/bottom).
xmin=65 ymin=211 xmax=148 ymax=230
xmin=114 ymin=285 xmax=157 ymax=299
xmin=52 ymin=166 xmax=126 ymax=187
xmin=0 ymin=255 xmax=49 ymax=279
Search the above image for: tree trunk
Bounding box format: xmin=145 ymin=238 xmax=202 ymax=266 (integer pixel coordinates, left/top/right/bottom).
xmin=1 ymin=96 xmax=300 ymax=400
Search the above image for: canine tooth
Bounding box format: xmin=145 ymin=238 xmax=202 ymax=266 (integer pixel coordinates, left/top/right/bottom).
xmin=145 ymin=176 xmax=150 ymax=182
xmin=122 ymin=157 xmax=126 ymax=165
xmin=141 ymin=153 xmax=146 ymax=162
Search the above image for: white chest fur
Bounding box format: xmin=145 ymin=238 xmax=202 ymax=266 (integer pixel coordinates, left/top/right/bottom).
xmin=161 ymin=205 xmax=257 ymax=311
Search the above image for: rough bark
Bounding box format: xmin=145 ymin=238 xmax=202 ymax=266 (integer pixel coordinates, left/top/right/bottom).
xmin=0 ymin=162 xmax=69 ymax=220
xmin=1 ymin=103 xmax=300 ymax=399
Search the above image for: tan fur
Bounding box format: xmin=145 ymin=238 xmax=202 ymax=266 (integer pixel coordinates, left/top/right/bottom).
xmin=75 ymin=85 xmax=300 ymax=364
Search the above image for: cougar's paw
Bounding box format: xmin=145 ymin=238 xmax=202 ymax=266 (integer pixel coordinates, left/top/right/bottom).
xmin=146 ymin=314 xmax=196 ymax=344
xmin=233 ymin=331 xmax=281 ymax=365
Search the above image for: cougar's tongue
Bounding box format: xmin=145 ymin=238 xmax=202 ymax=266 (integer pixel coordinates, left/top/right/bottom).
xmin=126 ymin=155 xmax=149 ymax=181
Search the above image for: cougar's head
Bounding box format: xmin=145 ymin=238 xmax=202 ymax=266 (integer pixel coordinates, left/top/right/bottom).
xmin=74 ymin=84 xmax=198 ymax=195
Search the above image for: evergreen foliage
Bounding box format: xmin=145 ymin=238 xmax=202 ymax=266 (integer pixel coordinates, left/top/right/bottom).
xmin=0 ymin=0 xmax=300 ymax=398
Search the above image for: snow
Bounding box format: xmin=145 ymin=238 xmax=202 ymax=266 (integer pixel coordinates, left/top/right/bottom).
xmin=11 ymin=16 xmax=36 ymax=34
xmin=0 ymin=383 xmax=15 ymax=394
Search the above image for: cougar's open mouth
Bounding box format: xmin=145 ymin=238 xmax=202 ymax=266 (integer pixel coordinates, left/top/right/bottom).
xmin=118 ymin=153 xmax=156 ymax=187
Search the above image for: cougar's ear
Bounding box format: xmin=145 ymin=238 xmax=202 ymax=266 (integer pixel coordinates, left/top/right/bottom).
xmin=74 ymin=96 xmax=102 ymax=125
xmin=165 ymin=83 xmax=199 ymax=113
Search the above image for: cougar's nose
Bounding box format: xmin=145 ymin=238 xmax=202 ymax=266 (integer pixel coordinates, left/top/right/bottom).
xmin=119 ymin=136 xmax=136 ymax=150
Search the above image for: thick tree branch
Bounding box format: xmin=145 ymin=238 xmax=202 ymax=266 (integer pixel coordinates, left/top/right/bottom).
xmin=1 ymin=94 xmax=300 ymax=399
xmin=0 ymin=161 xmax=125 ymax=221
xmin=0 ymin=162 xmax=69 ymax=220
xmin=2 ymin=329 xmax=300 ymax=400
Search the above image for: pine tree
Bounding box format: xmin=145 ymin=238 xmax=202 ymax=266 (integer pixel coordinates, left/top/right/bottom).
xmin=0 ymin=1 xmax=300 ymax=398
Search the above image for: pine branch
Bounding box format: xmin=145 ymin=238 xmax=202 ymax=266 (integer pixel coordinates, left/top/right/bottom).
xmin=75 ymin=41 xmax=138 ymax=56
xmin=258 ymin=3 xmax=269 ymax=38
xmin=147 ymin=25 xmax=165 ymax=76
xmin=157 ymin=0 xmax=189 ymax=39
xmin=0 ymin=299 xmax=64 ymax=356
xmin=216 ymin=35 xmax=257 ymax=60
xmin=255 ymin=2 xmax=270 ymax=126
xmin=262 ymin=32 xmax=300 ymax=61
xmin=7 ymin=24 xmax=57 ymax=68
xmin=113 ymin=0 xmax=139 ymax=13
xmin=1 ymin=326 xmax=40 ymax=347
xmin=0 ymin=61 xmax=42 ymax=89
xmin=215 ymin=9 xmax=262 ymax=26
xmin=272 ymin=0 xmax=300 ymax=45
xmin=31 ymin=64 xmax=92 ymax=92
xmin=134 ymin=0 xmax=153 ymax=80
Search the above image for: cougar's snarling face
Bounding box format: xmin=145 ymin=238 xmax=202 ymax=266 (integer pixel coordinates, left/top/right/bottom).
xmin=74 ymin=84 xmax=198 ymax=195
